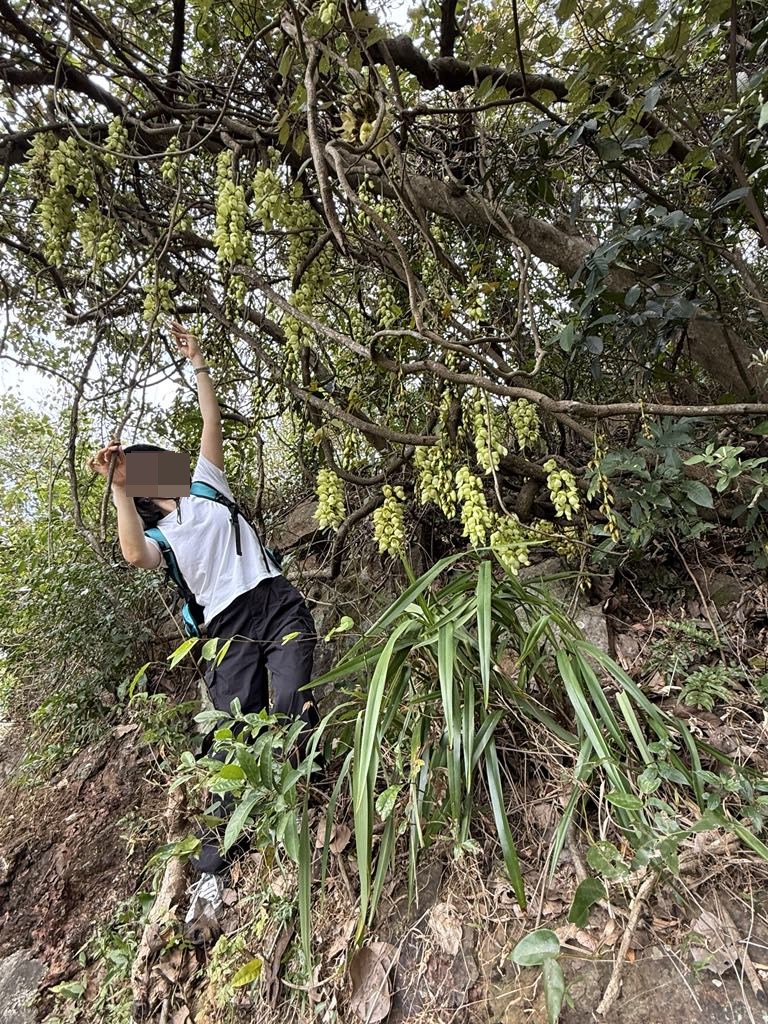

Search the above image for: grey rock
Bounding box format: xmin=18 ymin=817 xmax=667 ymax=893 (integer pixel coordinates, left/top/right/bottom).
xmin=270 ymin=498 xmax=320 ymax=549
xmin=518 ymin=558 xmax=610 ymax=652
xmin=518 ymin=557 xmax=583 ymax=611
xmin=574 ymin=604 xmax=610 ymax=653
xmin=0 ymin=950 xmax=46 ymax=1024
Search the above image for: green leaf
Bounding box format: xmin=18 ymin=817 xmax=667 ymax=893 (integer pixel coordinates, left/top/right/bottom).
xmin=586 ymin=840 xmax=629 ymax=879
xmin=298 ymin=803 xmax=312 ymax=972
xmin=231 ymin=958 xmax=263 ymax=987
xmin=759 ymin=102 xmax=768 ymax=131
xmin=219 ymin=763 xmax=245 ymax=780
xmin=223 ymin=791 xmax=259 ymax=852
xmin=236 ymin=745 xmax=261 ymax=788
xmin=215 ymin=638 xmax=233 ymax=666
xmin=558 ymin=322 xmax=575 ymax=352
xmin=168 ymin=637 xmax=198 ymax=668
xmin=712 ymin=187 xmax=750 ymax=212
xmin=555 ymin=0 xmax=578 ymax=21
xmin=510 ymin=928 xmax=560 ymax=967
xmin=642 ymin=84 xmax=661 ymax=112
xmin=679 ymin=479 xmax=713 ymax=507
xmin=50 ymin=980 xmax=86 ymax=1000
xmin=278 ymin=47 xmax=293 ymax=78
xmin=375 ymin=784 xmax=400 ymax=821
xmin=201 ymin=638 xmax=219 ymax=661
xmin=282 ymin=631 xmax=300 ymax=645
xmin=324 ymin=614 xmax=355 ymax=641
xmin=474 ymin=75 xmax=497 ymax=104
xmin=568 ymin=877 xmax=605 ymax=926
xmin=281 ymin=809 xmax=299 ymax=862
xmin=606 ymin=790 xmax=643 ymax=810
xmin=542 ymin=957 xmax=566 ymax=1024
xmin=128 ymin=662 xmax=150 ymax=701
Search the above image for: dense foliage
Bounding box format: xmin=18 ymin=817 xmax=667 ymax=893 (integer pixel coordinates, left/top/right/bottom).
xmin=1 ymin=0 xmax=767 ymax=580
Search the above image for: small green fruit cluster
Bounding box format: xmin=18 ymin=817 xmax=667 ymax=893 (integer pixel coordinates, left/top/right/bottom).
xmin=377 ymin=282 xmax=402 ymax=327
xmin=25 ymin=133 xmax=56 ymax=196
xmin=142 ymin=276 xmax=174 ymax=323
xmin=252 ymin=165 xmax=288 ymax=231
xmin=76 ymin=205 xmax=118 ymax=267
xmin=531 ymin=518 xmax=581 ymax=561
xmin=161 ymin=135 xmax=180 ymax=184
xmin=213 ymin=151 xmax=248 ymax=265
xmin=317 ymin=0 xmax=338 ymax=27
xmin=104 ymin=117 xmax=128 ymax=169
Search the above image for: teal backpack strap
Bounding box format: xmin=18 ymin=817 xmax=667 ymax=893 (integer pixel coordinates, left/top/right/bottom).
xmin=145 ymin=527 xmax=203 ymax=637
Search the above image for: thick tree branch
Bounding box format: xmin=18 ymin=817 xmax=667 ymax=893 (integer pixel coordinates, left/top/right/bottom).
xmin=168 ymin=0 xmax=186 ymax=81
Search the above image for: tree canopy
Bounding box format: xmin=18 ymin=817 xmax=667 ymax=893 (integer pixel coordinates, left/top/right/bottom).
xmin=2 ymin=0 xmax=768 ymax=573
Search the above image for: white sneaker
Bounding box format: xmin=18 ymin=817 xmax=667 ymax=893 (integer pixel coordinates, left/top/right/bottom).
xmin=184 ymin=871 xmax=225 ymax=924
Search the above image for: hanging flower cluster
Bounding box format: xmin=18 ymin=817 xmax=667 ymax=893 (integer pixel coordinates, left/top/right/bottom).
xmin=455 ymin=467 xmax=494 ymax=547
xmin=314 ymin=468 xmax=346 ymax=530
xmin=509 ymin=399 xmax=540 ymax=451
xmin=373 ymin=485 xmax=406 ymax=556
xmin=213 ymin=150 xmax=248 ymax=265
xmin=470 ymin=391 xmax=508 ymax=474
xmin=414 ymin=443 xmax=457 ymax=518
xmin=490 ymin=514 xmax=531 ymax=575
xmin=544 ymin=458 xmax=581 ymax=520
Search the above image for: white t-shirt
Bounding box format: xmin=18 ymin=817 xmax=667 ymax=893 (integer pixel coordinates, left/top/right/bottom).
xmin=145 ymin=453 xmax=281 ymax=625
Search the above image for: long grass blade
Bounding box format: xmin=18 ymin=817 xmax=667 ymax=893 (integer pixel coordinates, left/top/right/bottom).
xmin=485 ymin=737 xmax=526 ymax=908
xmin=476 ymin=560 xmax=492 ymax=709
xmin=298 ymin=797 xmax=312 ymax=975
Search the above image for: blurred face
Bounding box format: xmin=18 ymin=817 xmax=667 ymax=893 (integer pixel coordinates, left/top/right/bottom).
xmin=125 ymin=450 xmax=191 ymax=499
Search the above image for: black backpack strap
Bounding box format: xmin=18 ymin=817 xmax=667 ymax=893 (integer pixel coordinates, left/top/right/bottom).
xmin=190 ymin=481 xmax=280 ymax=567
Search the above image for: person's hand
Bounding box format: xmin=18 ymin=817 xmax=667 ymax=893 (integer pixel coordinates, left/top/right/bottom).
xmin=169 ymin=320 xmax=202 ymax=362
xmin=87 ymin=442 xmax=126 ymax=489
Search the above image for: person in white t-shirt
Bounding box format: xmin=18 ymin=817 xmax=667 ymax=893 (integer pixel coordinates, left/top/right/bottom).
xmin=88 ymin=322 xmax=319 ymax=909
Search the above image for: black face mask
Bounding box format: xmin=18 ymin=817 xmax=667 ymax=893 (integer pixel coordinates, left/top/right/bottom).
xmin=124 ymin=444 xmax=185 ymax=526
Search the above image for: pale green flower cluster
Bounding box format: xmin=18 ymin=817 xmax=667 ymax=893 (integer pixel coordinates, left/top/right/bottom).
xmin=373 ymin=485 xmax=406 ymax=556
xmin=314 ymin=468 xmax=346 ymax=530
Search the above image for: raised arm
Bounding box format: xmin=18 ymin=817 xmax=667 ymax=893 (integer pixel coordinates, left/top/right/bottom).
xmin=87 ymin=443 xmax=162 ymax=568
xmin=170 ymin=320 xmax=224 ymax=470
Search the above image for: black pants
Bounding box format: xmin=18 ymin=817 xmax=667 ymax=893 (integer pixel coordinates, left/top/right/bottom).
xmin=190 ymin=575 xmax=318 ymax=874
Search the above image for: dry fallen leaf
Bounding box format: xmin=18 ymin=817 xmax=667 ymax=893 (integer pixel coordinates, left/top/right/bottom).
xmin=330 ymin=824 xmax=352 ymax=855
xmin=690 ymin=909 xmax=740 ymax=975
xmin=114 ymin=723 xmax=140 ymax=737
xmin=600 ymin=918 xmax=622 ymax=949
xmin=429 ymin=902 xmax=463 ymax=956
xmin=327 ymin=916 xmax=356 ymax=959
xmin=349 ymin=940 xmax=396 ymax=1023
xmin=315 ymin=813 xmax=327 ymax=849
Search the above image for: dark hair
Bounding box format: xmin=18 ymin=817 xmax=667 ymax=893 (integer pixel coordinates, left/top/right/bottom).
xmin=133 ymin=496 xmax=169 ymax=529
xmin=123 ymin=443 xmax=174 ymax=530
